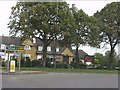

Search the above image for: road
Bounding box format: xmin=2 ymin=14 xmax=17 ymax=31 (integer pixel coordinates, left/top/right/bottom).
xmin=2 ymin=72 xmax=118 ymax=88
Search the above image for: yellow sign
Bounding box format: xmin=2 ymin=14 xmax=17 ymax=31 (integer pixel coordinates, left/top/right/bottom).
xmin=10 ymin=60 xmax=15 ymax=72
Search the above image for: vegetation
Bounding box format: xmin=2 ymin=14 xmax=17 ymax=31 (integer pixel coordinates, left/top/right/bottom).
xmin=21 ymin=57 xmax=31 ymax=67
xmin=70 ymin=61 xmax=86 ymax=69
xmin=8 ymin=2 xmax=120 ymax=70
xmin=94 ymin=51 xmax=120 ymax=69
xmin=8 ymin=2 xmax=74 ymax=67
xmin=31 ymin=60 xmax=41 ymax=67
xmin=94 ymin=2 xmax=120 ymax=69
xmin=2 ymin=67 xmax=119 ymax=74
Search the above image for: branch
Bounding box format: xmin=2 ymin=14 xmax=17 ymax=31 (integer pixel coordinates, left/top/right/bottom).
xmin=113 ymin=38 xmax=119 ymax=49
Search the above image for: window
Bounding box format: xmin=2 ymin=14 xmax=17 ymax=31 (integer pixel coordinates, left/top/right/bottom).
xmin=23 ymin=54 xmax=31 ymax=58
xmin=56 ymin=48 xmax=59 ymax=52
xmin=24 ymin=45 xmax=31 ymax=50
xmin=0 ymin=44 xmax=6 ymax=50
xmin=47 ymin=46 xmax=51 ymax=52
xmin=10 ymin=44 xmax=15 ymax=46
xmin=33 ymin=38 xmax=36 ymax=43
xmin=37 ymin=55 xmax=42 ymax=60
xmin=38 ymin=46 xmax=43 ymax=51
xmin=47 ymin=55 xmax=53 ymax=58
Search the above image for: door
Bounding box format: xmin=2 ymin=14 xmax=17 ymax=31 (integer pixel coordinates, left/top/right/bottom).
xmin=63 ymin=56 xmax=69 ymax=64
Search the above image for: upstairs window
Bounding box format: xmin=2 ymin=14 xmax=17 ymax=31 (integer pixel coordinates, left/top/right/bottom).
xmin=56 ymin=48 xmax=59 ymax=52
xmin=33 ymin=38 xmax=36 ymax=43
xmin=38 ymin=46 xmax=43 ymax=51
xmin=47 ymin=46 xmax=51 ymax=52
xmin=24 ymin=45 xmax=31 ymax=50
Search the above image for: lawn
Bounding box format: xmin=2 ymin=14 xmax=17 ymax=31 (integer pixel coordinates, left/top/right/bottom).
xmin=2 ymin=67 xmax=119 ymax=74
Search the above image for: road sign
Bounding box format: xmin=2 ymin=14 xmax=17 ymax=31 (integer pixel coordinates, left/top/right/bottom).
xmin=6 ymin=51 xmax=14 ymax=53
xmin=6 ymin=46 xmax=24 ymax=50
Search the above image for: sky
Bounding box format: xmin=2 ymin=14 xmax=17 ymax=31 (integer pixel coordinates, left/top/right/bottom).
xmin=0 ymin=0 xmax=119 ymax=55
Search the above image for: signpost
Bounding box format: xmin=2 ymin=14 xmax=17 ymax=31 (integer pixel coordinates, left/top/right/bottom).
xmin=6 ymin=46 xmax=24 ymax=51
xmin=6 ymin=45 xmax=24 ymax=72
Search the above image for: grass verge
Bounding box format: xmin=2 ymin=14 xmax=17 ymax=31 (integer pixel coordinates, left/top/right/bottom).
xmin=2 ymin=67 xmax=119 ymax=74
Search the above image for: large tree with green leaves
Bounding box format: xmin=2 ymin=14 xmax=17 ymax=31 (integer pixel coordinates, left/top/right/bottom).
xmin=69 ymin=4 xmax=100 ymax=62
xmin=104 ymin=50 xmax=119 ymax=68
xmin=94 ymin=2 xmax=120 ymax=69
xmin=8 ymin=2 xmax=74 ymax=67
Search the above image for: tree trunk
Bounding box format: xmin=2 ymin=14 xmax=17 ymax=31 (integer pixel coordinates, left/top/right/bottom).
xmin=108 ymin=48 xmax=114 ymax=70
xmin=53 ymin=40 xmax=56 ymax=68
xmin=75 ymin=44 xmax=79 ymax=62
xmin=53 ymin=54 xmax=56 ymax=68
xmin=43 ymin=43 xmax=47 ymax=67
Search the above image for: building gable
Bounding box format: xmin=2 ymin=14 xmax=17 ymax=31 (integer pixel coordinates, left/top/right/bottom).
xmin=61 ymin=47 xmax=74 ymax=57
xmin=21 ymin=39 xmax=34 ymax=46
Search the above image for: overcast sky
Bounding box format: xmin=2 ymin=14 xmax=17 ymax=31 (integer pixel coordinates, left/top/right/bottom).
xmin=0 ymin=0 xmax=118 ymax=55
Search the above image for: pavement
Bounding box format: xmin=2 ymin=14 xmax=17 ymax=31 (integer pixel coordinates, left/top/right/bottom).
xmin=1 ymin=70 xmax=48 ymax=75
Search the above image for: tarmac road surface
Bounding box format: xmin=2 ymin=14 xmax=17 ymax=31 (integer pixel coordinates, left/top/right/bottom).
xmin=2 ymin=72 xmax=118 ymax=88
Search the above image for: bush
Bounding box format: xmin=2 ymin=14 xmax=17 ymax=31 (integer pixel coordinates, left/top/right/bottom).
xmin=45 ymin=58 xmax=52 ymax=67
xmin=31 ymin=60 xmax=42 ymax=67
xmin=56 ymin=61 xmax=67 ymax=68
xmin=26 ymin=57 xmax=31 ymax=67
xmin=70 ymin=61 xmax=86 ymax=69
xmin=96 ymin=65 xmax=104 ymax=69
xmin=70 ymin=61 xmax=80 ymax=68
xmin=79 ymin=63 xmax=86 ymax=69
xmin=21 ymin=57 xmax=31 ymax=67
xmin=2 ymin=61 xmax=5 ymax=67
xmin=21 ymin=58 xmax=25 ymax=67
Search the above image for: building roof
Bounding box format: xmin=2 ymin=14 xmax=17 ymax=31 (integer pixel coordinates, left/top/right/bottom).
xmin=0 ymin=36 xmax=21 ymax=45
xmin=73 ymin=49 xmax=88 ymax=59
xmin=0 ymin=36 xmax=88 ymax=58
xmin=36 ymin=39 xmax=44 ymax=46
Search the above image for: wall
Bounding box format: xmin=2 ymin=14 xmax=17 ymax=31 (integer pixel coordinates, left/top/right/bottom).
xmin=61 ymin=48 xmax=74 ymax=57
xmin=61 ymin=47 xmax=74 ymax=64
xmin=22 ymin=39 xmax=37 ymax=61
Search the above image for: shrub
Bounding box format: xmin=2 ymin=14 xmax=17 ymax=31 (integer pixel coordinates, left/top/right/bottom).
xmin=96 ymin=65 xmax=104 ymax=69
xmin=70 ymin=61 xmax=86 ymax=69
xmin=2 ymin=62 xmax=5 ymax=67
xmin=45 ymin=58 xmax=52 ymax=67
xmin=21 ymin=58 xmax=25 ymax=67
xmin=79 ymin=63 xmax=86 ymax=69
xmin=21 ymin=57 xmax=31 ymax=67
xmin=70 ymin=61 xmax=80 ymax=68
xmin=56 ymin=61 xmax=67 ymax=68
xmin=31 ymin=60 xmax=42 ymax=67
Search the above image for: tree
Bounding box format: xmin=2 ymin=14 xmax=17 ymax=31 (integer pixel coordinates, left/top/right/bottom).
xmin=94 ymin=2 xmax=120 ymax=69
xmin=69 ymin=4 xmax=100 ymax=62
xmin=8 ymin=2 xmax=74 ymax=67
xmin=94 ymin=53 xmax=106 ymax=69
xmin=104 ymin=50 xmax=119 ymax=68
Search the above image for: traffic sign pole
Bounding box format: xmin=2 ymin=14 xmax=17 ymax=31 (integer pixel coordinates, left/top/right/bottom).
xmin=7 ymin=53 xmax=10 ymax=72
xmin=5 ymin=45 xmax=24 ymax=72
xmin=18 ymin=51 xmax=21 ymax=71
